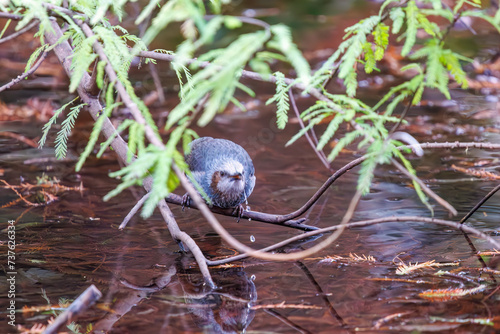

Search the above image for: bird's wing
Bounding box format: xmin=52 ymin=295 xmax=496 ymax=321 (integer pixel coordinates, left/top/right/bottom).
xmin=185 ymin=137 xmax=214 ymax=172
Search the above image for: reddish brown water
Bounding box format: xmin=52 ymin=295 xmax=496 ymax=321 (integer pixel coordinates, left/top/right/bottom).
xmin=1 ymin=1 xmax=500 ymax=333
xmin=1 ymin=96 xmax=499 ymax=333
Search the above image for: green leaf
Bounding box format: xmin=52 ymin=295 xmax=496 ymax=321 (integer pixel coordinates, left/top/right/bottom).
xmin=326 ymin=129 xmax=362 ymax=162
xmin=266 ymin=72 xmax=289 ymax=129
xmin=402 ymin=0 xmax=418 ymax=57
xmin=39 ymin=98 xmax=78 ymax=149
xmin=390 ymin=7 xmax=405 ymax=34
xmin=270 ymin=24 xmax=311 ymax=83
xmin=286 ymin=115 xmax=325 ymax=147
xmin=55 ymin=103 xmax=86 ymax=159
xmin=317 ymin=113 xmax=344 ymax=151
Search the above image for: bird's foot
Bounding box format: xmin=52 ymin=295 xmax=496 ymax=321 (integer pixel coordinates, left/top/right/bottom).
xmin=181 ymin=193 xmax=191 ymax=211
xmin=232 ymin=204 xmax=246 ymax=223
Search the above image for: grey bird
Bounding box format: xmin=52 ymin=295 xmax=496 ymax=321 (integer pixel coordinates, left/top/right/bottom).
xmin=183 ymin=137 xmax=256 ymax=215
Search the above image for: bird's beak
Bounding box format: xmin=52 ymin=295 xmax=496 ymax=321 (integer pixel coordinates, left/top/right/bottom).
xmin=231 ymin=174 xmax=242 ymax=180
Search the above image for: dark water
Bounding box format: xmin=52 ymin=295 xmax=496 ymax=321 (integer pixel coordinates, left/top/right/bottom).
xmin=1 ymin=1 xmax=500 ymax=333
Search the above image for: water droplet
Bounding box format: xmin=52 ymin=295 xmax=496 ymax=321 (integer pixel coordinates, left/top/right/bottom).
xmin=250 ymin=235 xmax=255 ymax=242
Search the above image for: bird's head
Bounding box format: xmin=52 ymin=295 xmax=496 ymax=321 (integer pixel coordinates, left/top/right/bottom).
xmin=211 ymin=159 xmax=246 ymax=196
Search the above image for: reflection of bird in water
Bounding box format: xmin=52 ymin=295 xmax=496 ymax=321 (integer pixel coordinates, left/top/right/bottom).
xmin=180 ymin=266 xmax=257 ymax=334
xmin=183 ymin=137 xmax=256 ymax=214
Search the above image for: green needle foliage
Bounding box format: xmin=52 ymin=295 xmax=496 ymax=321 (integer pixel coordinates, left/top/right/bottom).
xmin=6 ymin=0 xmax=500 ymax=216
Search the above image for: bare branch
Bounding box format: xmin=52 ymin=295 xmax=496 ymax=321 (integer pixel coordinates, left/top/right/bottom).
xmin=289 ymin=88 xmax=332 ymax=171
xmin=0 ymin=47 xmax=49 ymax=93
xmin=0 ymin=20 xmax=38 ymax=44
xmin=391 ymin=157 xmax=457 ymax=215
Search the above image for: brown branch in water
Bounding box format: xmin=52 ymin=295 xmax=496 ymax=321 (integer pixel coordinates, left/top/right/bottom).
xmin=373 ymin=312 xmax=413 ymax=330
xmin=0 ymin=47 xmax=49 ymax=93
xmin=44 ymin=285 xmax=102 ymax=334
xmin=295 ymin=261 xmax=347 ymax=328
xmin=452 ymin=164 xmax=500 ymax=180
xmin=1 ymin=180 xmax=40 ymax=207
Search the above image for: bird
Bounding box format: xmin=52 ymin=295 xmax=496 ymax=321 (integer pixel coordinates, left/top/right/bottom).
xmin=183 ymin=137 xmax=256 ymax=216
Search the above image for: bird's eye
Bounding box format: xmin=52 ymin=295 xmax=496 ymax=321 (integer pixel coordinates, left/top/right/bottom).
xmin=220 ymin=171 xmax=225 ymax=177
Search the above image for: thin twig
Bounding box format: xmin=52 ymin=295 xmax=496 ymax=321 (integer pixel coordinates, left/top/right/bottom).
xmin=0 ymin=12 xmax=23 ymax=20
xmin=119 ymin=192 xmax=149 ymax=230
xmin=0 ymin=48 xmax=49 ymax=93
xmin=0 ymin=131 xmax=39 ymax=148
xmin=391 ymin=158 xmax=457 ymax=215
xmin=0 ymin=20 xmax=38 ymax=44
xmin=289 ymin=88 xmax=332 ymax=171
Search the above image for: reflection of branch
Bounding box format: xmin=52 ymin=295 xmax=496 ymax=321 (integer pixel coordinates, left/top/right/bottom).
xmin=263 ymin=309 xmax=314 ymax=334
xmin=295 ymin=261 xmax=347 ymax=328
xmin=458 ymin=183 xmax=500 ymax=283
xmin=459 ymin=183 xmax=500 ymax=225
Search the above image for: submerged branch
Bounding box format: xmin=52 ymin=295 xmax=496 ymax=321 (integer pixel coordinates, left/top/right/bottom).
xmin=44 ymin=285 xmax=102 ymax=334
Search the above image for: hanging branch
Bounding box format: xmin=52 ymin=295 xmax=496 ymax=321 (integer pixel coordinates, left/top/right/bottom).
xmin=43 ymin=19 xmax=217 ymax=288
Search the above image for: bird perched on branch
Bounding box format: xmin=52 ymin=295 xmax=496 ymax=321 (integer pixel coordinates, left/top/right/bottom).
xmin=183 ymin=137 xmax=256 ymax=216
